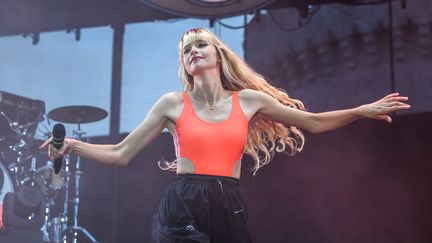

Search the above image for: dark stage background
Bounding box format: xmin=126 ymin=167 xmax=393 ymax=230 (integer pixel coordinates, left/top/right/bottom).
xmin=66 ymin=113 xmax=432 ymax=243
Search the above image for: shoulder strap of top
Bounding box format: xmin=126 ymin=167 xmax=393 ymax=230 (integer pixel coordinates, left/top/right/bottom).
xmin=232 ymin=90 xmax=248 ymax=121
xmin=182 ymin=92 xmax=192 ymax=108
xmin=233 ymin=90 xmax=240 ymax=110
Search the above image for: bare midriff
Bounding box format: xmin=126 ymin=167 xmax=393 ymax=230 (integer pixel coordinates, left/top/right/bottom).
xmin=176 ymin=157 xmax=242 ymax=179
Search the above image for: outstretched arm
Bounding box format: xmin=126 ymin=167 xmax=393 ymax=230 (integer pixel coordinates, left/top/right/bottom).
xmin=39 ymin=92 xmax=177 ymax=166
xmin=245 ymin=89 xmax=410 ymax=134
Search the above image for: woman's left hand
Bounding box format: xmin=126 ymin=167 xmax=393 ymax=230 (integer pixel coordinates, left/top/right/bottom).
xmin=359 ymin=93 xmax=410 ymax=123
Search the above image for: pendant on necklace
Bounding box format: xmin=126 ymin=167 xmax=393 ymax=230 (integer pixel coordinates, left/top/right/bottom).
xmin=208 ymin=100 xmax=215 ymax=111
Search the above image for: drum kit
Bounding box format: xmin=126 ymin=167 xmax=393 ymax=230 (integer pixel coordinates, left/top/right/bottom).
xmin=0 ymin=90 xmax=108 ymax=243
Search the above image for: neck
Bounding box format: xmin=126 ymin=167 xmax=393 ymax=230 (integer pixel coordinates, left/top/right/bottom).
xmin=191 ymin=69 xmax=225 ymax=103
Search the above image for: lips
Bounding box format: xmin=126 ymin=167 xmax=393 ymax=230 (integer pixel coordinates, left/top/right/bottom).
xmin=190 ymin=56 xmax=203 ymax=64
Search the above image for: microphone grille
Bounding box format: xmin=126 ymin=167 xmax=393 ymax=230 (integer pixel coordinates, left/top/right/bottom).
xmin=52 ymin=123 xmax=66 ymax=139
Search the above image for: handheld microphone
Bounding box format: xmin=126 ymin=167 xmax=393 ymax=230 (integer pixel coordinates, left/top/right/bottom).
xmin=52 ymin=123 xmax=65 ymax=174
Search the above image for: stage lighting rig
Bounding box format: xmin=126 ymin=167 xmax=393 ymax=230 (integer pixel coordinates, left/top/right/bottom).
xmin=138 ymin=0 xmax=275 ymax=18
xmin=66 ymin=28 xmax=81 ymax=41
xmin=22 ymin=33 xmax=40 ymax=45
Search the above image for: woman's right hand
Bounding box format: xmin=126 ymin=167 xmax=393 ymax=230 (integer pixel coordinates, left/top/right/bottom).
xmin=39 ymin=137 xmax=76 ymax=161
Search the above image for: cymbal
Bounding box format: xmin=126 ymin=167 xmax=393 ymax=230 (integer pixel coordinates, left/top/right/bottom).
xmin=48 ymin=106 xmax=108 ymax=124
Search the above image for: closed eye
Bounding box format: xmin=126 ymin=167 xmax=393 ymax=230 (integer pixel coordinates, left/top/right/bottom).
xmin=183 ymin=41 xmax=207 ymax=54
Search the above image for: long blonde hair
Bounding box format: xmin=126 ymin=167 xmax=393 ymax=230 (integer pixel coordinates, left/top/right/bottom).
xmin=160 ymin=28 xmax=305 ymax=175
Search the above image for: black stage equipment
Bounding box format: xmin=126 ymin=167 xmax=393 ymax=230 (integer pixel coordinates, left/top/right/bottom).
xmin=47 ymin=105 xmax=107 ymax=243
xmin=139 ymin=0 xmax=276 ymax=18
xmin=2 ymin=188 xmax=43 ymax=230
xmin=0 ymin=90 xmax=45 ymax=151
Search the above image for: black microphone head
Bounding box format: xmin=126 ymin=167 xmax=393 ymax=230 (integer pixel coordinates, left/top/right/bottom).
xmin=52 ymin=123 xmax=66 ymax=149
xmin=52 ymin=123 xmax=65 ymax=139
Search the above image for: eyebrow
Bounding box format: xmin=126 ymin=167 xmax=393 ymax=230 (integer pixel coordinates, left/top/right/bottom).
xmin=183 ymin=40 xmax=206 ymax=49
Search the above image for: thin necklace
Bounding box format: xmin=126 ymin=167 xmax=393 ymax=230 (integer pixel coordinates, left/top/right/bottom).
xmin=193 ymin=92 xmax=222 ymax=111
xmin=207 ymin=99 xmax=215 ymax=111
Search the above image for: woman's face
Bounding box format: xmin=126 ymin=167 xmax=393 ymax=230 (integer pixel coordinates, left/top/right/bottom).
xmin=182 ymin=39 xmax=219 ymax=76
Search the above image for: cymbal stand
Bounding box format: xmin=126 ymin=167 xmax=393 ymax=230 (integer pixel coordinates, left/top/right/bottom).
xmin=62 ymin=125 xmax=98 ymax=243
xmin=41 ymin=194 xmax=53 ymax=242
xmin=9 ymin=138 xmax=27 ymax=189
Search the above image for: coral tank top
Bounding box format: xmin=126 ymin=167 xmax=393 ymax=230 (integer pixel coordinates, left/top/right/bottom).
xmin=174 ymin=91 xmax=249 ymax=177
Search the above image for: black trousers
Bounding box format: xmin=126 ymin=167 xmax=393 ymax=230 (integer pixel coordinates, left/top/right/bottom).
xmin=155 ymin=174 xmax=252 ymax=243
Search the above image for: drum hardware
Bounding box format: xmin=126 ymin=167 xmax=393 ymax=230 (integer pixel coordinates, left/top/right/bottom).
xmin=47 ymin=105 xmax=108 ymax=129
xmin=14 ymin=186 xmax=42 ymax=219
xmin=0 ymin=161 xmax=15 ymax=206
xmin=0 ymin=91 xmax=45 ymax=118
xmin=2 ymin=187 xmax=44 ymax=230
xmin=0 ymin=91 xmax=68 ymax=241
xmin=20 ymin=163 xmax=65 ymax=198
xmin=0 ymin=98 xmax=107 ymax=242
xmin=0 ymin=90 xmax=45 ymax=151
xmin=47 ymin=105 xmax=107 ymax=243
xmin=49 ymin=217 xmax=63 ymax=243
xmin=59 ymin=128 xmax=99 ymax=243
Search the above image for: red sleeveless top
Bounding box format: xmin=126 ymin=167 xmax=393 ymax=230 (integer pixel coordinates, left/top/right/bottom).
xmin=174 ymin=91 xmax=249 ymax=177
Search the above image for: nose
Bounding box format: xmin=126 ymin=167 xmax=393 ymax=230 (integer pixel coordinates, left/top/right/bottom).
xmin=190 ymin=47 xmax=198 ymax=55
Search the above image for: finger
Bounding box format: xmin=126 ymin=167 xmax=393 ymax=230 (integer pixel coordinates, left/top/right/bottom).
xmin=49 ymin=147 xmax=58 ymax=157
xmin=386 ymin=96 xmax=409 ymax=102
xmin=39 ymin=137 xmax=53 ymax=150
xmin=48 ymin=150 xmax=55 ymax=160
xmin=389 ymin=105 xmax=411 ymax=112
xmin=58 ymin=144 xmax=68 ymax=156
xmin=48 ymin=144 xmax=59 ymax=152
xmin=386 ymin=116 xmax=392 ymax=123
xmin=378 ymin=114 xmax=392 ymax=123
xmin=398 ymin=102 xmax=410 ymax=107
xmin=383 ymin=93 xmax=400 ymax=99
xmin=388 ymin=101 xmax=408 ymax=107
xmin=49 ymin=150 xmax=61 ymax=160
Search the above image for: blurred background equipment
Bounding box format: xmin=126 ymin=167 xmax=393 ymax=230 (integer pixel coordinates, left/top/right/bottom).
xmin=138 ymin=0 xmax=275 ymax=18
xmin=0 ymin=90 xmax=45 ymax=152
xmin=46 ymin=105 xmax=108 ymax=243
xmin=0 ymin=90 xmax=106 ymax=242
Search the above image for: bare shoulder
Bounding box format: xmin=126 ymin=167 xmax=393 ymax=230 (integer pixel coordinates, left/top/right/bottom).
xmin=238 ymin=89 xmax=268 ymax=101
xmin=238 ymin=88 xmax=294 ymax=121
xmin=237 ymin=89 xmax=268 ymax=120
xmin=156 ymin=91 xmax=184 ymax=115
xmin=159 ymin=91 xmax=183 ymax=106
xmin=238 ymin=89 xmax=269 ymax=107
xmin=157 ymin=91 xmax=184 ymax=127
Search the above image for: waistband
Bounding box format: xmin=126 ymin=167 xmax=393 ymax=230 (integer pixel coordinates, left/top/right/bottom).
xmin=174 ymin=173 xmax=240 ymax=188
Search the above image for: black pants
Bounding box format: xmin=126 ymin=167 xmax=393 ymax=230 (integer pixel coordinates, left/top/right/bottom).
xmin=155 ymin=174 xmax=252 ymax=243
